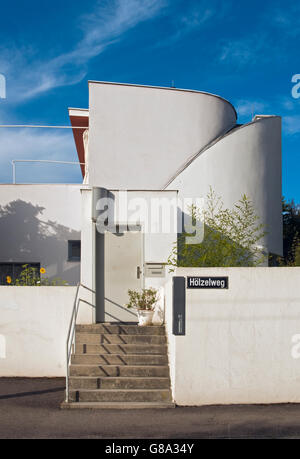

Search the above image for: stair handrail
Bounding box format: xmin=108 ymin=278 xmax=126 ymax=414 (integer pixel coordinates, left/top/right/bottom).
xmin=65 ymin=283 xmax=96 ymax=403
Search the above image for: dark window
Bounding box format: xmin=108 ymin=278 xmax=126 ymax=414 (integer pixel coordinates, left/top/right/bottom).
xmin=0 ymin=263 xmax=40 ymax=285
xmin=68 ymin=240 xmax=81 ymax=261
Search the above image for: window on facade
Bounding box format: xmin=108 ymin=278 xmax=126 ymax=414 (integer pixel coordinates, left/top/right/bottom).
xmin=68 ymin=240 xmax=81 ymax=261
xmin=0 ymin=263 xmax=40 ymax=285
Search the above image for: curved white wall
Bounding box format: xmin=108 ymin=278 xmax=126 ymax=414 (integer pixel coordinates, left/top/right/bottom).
xmin=88 ymin=82 xmax=237 ymax=189
xmin=167 ymin=117 xmax=282 ymax=256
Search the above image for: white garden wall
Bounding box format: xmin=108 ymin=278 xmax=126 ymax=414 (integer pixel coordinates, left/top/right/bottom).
xmin=165 ymin=267 xmax=300 ymax=406
xmin=0 ymin=286 xmax=92 ymax=377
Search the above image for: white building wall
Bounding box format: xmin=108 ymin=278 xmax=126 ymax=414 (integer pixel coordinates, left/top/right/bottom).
xmin=88 ymin=82 xmax=237 ymax=189
xmin=85 ymin=189 xmax=179 ymax=293
xmin=167 ymin=117 xmax=283 ymax=256
xmin=0 ymin=185 xmax=83 ymax=285
xmin=78 ymin=188 xmax=95 ymax=324
xmin=165 ymin=267 xmax=300 ymax=406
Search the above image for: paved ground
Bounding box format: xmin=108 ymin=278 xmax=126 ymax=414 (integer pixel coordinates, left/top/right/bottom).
xmin=1 ymin=378 xmax=300 ymax=439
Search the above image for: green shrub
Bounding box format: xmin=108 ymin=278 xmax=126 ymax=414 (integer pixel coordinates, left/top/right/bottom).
xmin=126 ymin=288 xmax=159 ymax=311
xmin=168 ymin=188 xmax=267 ymax=270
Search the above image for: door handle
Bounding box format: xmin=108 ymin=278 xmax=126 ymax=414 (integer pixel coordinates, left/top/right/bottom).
xmin=137 ymin=266 xmax=142 ymax=279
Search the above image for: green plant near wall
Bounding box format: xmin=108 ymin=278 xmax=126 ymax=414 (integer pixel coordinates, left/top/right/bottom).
xmin=8 ymin=264 xmax=68 ymax=286
xmin=168 ymin=188 xmax=267 ymax=270
xmin=126 ymin=288 xmax=159 ymax=311
xmin=277 ymin=235 xmax=300 ymax=267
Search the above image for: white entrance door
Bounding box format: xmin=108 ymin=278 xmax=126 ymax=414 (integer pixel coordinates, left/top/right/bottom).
xmin=96 ymin=228 xmax=143 ymax=323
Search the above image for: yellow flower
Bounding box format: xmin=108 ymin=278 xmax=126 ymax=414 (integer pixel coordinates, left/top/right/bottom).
xmin=6 ymin=276 xmax=12 ymax=284
xmin=40 ymin=268 xmax=46 ymax=274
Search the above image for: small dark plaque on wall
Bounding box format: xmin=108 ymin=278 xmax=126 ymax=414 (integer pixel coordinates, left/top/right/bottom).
xmin=187 ymin=276 xmax=229 ymax=290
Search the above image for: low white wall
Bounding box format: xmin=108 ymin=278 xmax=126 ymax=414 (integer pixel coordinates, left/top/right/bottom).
xmin=165 ymin=268 xmax=300 ymax=406
xmin=0 ymin=286 xmax=86 ymax=377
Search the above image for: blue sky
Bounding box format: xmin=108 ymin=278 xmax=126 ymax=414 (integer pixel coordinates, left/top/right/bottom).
xmin=0 ymin=0 xmax=299 ymax=201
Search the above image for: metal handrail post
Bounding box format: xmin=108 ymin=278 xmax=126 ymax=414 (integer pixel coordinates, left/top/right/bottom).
xmin=65 ymin=283 xmax=96 ymax=403
xmin=65 ymin=283 xmax=80 ymax=403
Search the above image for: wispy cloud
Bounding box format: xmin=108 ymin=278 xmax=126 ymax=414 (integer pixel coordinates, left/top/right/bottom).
xmin=153 ymin=0 xmax=228 ymax=48
xmin=1 ymin=0 xmax=167 ymax=103
xmin=235 ymin=96 xmax=300 ymax=137
xmin=218 ymin=3 xmax=300 ymax=67
xmin=235 ymin=99 xmax=269 ymax=121
xmin=219 ymin=35 xmax=270 ymax=66
xmin=269 ymin=3 xmax=300 ymax=37
xmin=283 ymin=116 xmax=300 ymax=135
xmin=279 ymin=96 xmax=296 ymax=111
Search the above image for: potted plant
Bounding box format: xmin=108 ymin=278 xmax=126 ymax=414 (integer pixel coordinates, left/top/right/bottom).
xmin=126 ymin=288 xmax=159 ymax=326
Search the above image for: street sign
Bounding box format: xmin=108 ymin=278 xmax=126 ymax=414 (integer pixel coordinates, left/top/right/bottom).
xmin=187 ymin=276 xmax=229 ymax=289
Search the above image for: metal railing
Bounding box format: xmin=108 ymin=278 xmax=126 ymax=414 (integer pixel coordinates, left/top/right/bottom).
xmin=65 ymin=283 xmax=95 ymax=403
xmin=11 ymin=159 xmax=85 ymax=184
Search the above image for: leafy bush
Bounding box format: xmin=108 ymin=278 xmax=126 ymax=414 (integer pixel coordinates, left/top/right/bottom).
xmin=126 ymin=288 xmax=159 ymax=311
xmin=168 ymin=188 xmax=267 ymax=270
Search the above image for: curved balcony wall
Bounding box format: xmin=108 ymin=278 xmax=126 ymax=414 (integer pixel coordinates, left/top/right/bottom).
xmin=88 ymin=82 xmax=237 ymax=189
xmin=167 ymin=116 xmax=282 ymax=256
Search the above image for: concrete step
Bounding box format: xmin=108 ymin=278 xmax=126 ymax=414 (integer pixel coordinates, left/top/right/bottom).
xmin=76 ymin=333 xmax=166 ymax=345
xmin=75 ymin=343 xmax=167 ymax=355
xmin=69 ymin=364 xmax=170 ymax=378
xmin=76 ymin=324 xmax=165 ymax=335
xmin=71 ymin=354 xmax=168 ymax=366
xmin=68 ymin=389 xmax=173 ymax=403
xmin=61 ymin=401 xmax=175 ymax=410
xmin=65 ymin=323 xmax=172 ymax=409
xmin=69 ymin=376 xmax=170 ymax=390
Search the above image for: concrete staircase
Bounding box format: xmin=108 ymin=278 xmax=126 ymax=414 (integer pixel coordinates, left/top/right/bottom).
xmin=62 ymin=323 xmax=175 ymax=409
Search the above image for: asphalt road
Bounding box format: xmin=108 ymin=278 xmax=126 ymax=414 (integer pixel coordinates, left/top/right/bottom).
xmin=1 ymin=378 xmax=300 ymax=439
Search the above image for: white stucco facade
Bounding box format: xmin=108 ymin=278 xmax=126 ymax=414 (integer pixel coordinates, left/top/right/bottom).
xmin=0 ymin=184 xmax=83 ymax=285
xmin=80 ymin=188 xmax=179 ymax=303
xmin=88 ymin=82 xmax=237 ymax=190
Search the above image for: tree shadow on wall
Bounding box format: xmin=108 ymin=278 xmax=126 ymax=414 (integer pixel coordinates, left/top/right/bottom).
xmin=0 ymin=200 xmax=80 ymax=285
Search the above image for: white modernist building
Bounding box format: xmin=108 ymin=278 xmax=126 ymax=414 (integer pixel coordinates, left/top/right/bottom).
xmin=0 ymin=82 xmax=287 ymax=408
xmin=0 ymin=81 xmax=282 ymax=323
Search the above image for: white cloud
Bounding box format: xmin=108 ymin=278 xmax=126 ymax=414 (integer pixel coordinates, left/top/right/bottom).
xmin=179 ymin=4 xmax=215 ymax=31
xmin=154 ymin=0 xmax=227 ymax=48
xmin=278 ymin=96 xmax=296 ymax=111
xmin=219 ymin=35 xmax=270 ymax=66
xmin=218 ymin=4 xmax=300 ymax=66
xmin=283 ymin=116 xmax=300 ymax=135
xmin=0 ymin=0 xmax=167 ymax=103
xmin=235 ymin=99 xmax=269 ymax=120
xmin=270 ymin=4 xmax=300 ymax=37
xmin=0 ymin=128 xmax=81 ymax=183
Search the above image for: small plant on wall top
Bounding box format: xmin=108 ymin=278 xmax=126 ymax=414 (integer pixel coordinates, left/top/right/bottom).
xmin=7 ymin=264 xmax=68 ymax=286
